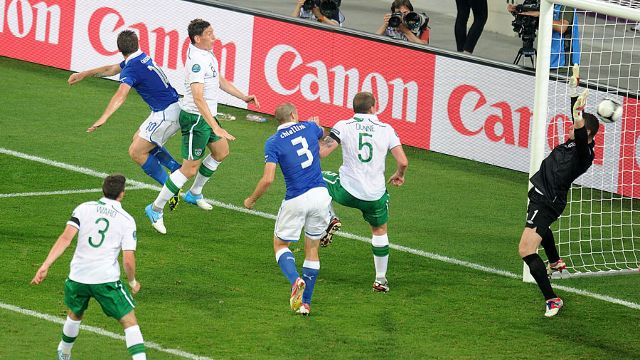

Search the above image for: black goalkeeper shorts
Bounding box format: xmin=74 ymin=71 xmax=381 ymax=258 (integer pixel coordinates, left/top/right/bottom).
xmin=525 ymin=188 xmax=564 ymax=237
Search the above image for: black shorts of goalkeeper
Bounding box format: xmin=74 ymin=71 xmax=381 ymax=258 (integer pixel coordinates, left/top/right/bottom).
xmin=525 ymin=187 xmax=565 ymax=237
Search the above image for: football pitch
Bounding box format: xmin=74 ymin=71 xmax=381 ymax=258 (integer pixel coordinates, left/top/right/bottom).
xmin=1 ymin=56 xmax=640 ymax=359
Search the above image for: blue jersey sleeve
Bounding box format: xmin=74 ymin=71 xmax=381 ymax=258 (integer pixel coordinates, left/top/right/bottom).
xmin=119 ymin=66 xmax=136 ymax=87
xmin=264 ymin=137 xmax=279 ymax=164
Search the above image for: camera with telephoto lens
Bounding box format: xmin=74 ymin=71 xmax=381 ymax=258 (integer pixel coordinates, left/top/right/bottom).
xmin=510 ymin=0 xmax=539 ymax=51
xmin=388 ymin=11 xmax=429 ymax=31
xmin=302 ymin=0 xmax=342 ymax=19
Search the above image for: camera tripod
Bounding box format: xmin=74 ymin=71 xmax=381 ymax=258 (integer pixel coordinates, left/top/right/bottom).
xmin=514 ymin=40 xmax=536 ymax=69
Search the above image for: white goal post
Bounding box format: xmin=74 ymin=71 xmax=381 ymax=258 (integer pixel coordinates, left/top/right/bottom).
xmin=525 ymin=0 xmax=640 ymax=281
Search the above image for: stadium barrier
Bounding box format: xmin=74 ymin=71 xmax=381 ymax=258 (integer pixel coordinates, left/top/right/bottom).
xmin=1 ymin=0 xmax=638 ymax=197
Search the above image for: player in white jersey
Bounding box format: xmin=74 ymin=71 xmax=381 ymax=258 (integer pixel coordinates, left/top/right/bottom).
xmin=321 ymin=92 xmax=408 ymax=292
xmin=146 ymin=18 xmax=260 ymax=234
xmin=31 ymin=175 xmax=147 ymax=360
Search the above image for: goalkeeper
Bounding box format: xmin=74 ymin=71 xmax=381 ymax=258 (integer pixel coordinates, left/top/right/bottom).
xmin=518 ymin=64 xmax=600 ymax=317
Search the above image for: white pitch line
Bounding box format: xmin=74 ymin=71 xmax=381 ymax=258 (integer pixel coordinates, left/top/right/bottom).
xmin=2 ymin=147 xmax=640 ymax=313
xmin=0 ymin=302 xmax=212 ymax=360
xmin=0 ymin=186 xmax=146 ymax=199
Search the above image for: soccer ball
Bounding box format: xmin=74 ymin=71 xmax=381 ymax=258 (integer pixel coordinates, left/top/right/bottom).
xmin=596 ymin=98 xmax=622 ymax=123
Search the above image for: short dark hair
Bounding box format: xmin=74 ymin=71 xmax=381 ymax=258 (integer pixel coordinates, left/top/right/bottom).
xmin=102 ymin=174 xmax=126 ymax=200
xmin=353 ymin=92 xmax=376 ymax=113
xmin=274 ymin=103 xmax=297 ymax=124
xmin=117 ymin=30 xmax=138 ymax=56
xmin=188 ymin=18 xmax=211 ymax=44
xmin=583 ymin=112 xmax=599 ymax=140
xmin=391 ymin=0 xmax=414 ymax=12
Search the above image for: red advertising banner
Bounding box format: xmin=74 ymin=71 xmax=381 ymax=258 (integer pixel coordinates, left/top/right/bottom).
xmin=249 ymin=17 xmax=435 ymax=149
xmin=0 ymin=0 xmax=75 ymax=69
xmin=617 ymin=97 xmax=640 ymax=198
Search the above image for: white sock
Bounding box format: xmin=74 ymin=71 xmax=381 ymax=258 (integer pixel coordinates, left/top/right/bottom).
xmin=190 ymin=155 xmax=220 ymax=195
xmin=372 ymin=234 xmax=389 ymax=282
xmin=125 ymin=325 xmax=146 ymax=359
xmin=153 ymin=170 xmax=188 ymax=210
xmin=58 ymin=316 xmax=81 ymax=354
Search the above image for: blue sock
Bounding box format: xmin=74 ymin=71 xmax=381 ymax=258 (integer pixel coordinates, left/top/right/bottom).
xmin=302 ymin=262 xmax=319 ymax=305
xmin=276 ymin=249 xmax=299 ymax=285
xmin=141 ymin=154 xmax=168 ymax=185
xmin=152 ymin=146 xmax=181 ymax=173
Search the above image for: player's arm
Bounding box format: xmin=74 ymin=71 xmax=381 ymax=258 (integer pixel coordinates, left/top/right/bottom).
xmin=244 ymin=162 xmax=277 ymax=209
xmin=122 ymin=250 xmax=140 ymax=294
xmin=68 ymin=64 xmax=121 ymax=85
xmin=191 ymin=82 xmax=235 ymax=140
xmin=292 ymin=0 xmax=304 ymax=17
xmin=388 ymin=145 xmax=409 ymax=186
xmin=219 ymin=76 xmax=260 ymax=108
xmin=87 ymin=83 xmax=132 ymax=132
xmin=31 ymin=225 xmax=78 ymax=285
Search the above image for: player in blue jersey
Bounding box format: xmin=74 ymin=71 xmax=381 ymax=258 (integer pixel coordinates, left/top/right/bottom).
xmin=68 ymin=31 xmax=182 ymax=209
xmin=244 ymin=103 xmax=333 ymax=316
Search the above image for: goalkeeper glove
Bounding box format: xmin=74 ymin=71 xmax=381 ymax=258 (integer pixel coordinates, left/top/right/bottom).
xmin=573 ymin=89 xmax=588 ymax=121
xmin=569 ymin=63 xmax=580 ymax=97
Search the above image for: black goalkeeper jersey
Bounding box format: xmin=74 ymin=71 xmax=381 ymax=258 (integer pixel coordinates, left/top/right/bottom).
xmin=529 ymin=126 xmax=595 ymax=206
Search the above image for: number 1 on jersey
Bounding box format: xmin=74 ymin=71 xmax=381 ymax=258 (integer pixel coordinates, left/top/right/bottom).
xmin=291 ymin=136 xmax=314 ymax=169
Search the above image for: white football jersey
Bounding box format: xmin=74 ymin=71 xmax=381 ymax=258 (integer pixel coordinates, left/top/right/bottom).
xmin=179 ymin=43 xmax=220 ymax=115
xmin=66 ymin=197 xmax=137 ymax=284
xmin=330 ymin=114 xmax=401 ymax=201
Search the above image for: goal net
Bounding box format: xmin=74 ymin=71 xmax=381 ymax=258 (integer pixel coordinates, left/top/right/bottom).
xmin=530 ymin=0 xmax=640 ymax=279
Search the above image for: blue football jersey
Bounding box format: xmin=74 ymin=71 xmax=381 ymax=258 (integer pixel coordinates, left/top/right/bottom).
xmin=119 ymin=51 xmax=179 ymax=112
xmin=264 ymin=121 xmax=326 ymax=200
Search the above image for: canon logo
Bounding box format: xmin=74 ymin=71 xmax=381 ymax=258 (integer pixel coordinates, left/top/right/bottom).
xmin=448 ymin=85 xmax=532 ymax=148
xmin=0 ymin=0 xmax=60 ymax=44
xmin=264 ymin=44 xmax=418 ymax=122
xmin=88 ymin=7 xmax=237 ymax=80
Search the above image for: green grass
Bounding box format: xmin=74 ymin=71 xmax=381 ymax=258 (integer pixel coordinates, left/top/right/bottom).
xmin=1 ymin=56 xmax=640 ymax=359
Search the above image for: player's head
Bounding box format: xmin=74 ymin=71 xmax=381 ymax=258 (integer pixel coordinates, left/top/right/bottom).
xmin=353 ymin=92 xmax=377 ymax=114
xmin=583 ymin=112 xmax=599 ymax=141
xmin=274 ymin=103 xmax=298 ymax=124
xmin=188 ymin=19 xmax=215 ymax=50
xmin=117 ymin=30 xmax=139 ymax=57
xmin=102 ymin=174 xmax=126 ymax=201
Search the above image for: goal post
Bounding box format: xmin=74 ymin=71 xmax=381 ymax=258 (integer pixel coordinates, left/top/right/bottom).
xmin=525 ymin=0 xmax=640 ymax=281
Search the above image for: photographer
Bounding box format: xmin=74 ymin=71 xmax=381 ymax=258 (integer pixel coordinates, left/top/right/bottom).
xmin=376 ymin=0 xmax=430 ymax=45
xmin=507 ymin=2 xmax=580 ymax=69
xmin=292 ymin=0 xmax=345 ymax=26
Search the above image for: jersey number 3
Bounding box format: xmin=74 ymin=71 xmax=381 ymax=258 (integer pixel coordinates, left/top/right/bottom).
xmin=291 ymin=136 xmax=313 ymax=169
xmin=88 ymin=217 xmax=110 ymax=248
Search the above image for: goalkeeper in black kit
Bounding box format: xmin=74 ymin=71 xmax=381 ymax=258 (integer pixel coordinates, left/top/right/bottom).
xmin=519 ymin=64 xmax=600 ymax=317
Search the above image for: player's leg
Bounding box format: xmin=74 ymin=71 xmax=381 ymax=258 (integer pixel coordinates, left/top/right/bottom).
xmin=119 ymin=311 xmax=146 ymax=360
xmin=93 ymin=281 xmax=145 ymax=358
xmin=361 ymin=193 xmax=391 ymax=292
xmin=150 ymin=102 xmax=182 ymax=174
xmin=184 ymin=125 xmax=229 ymax=210
xmin=520 ymin=197 xmax=563 ymax=316
xmin=298 ymin=187 xmax=331 ymax=315
xmin=319 ymin=171 xmax=346 ymax=246
xmin=129 ymin=134 xmax=168 ymax=185
xmin=274 ymin=198 xmax=306 ymax=311
xmin=146 ymin=111 xmax=206 ymax=232
xmin=59 ymin=279 xmax=89 ymax=359
xmin=540 ymin=228 xmax=566 ymax=275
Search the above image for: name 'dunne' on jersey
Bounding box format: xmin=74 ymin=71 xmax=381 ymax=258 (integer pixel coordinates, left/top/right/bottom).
xmin=96 ymin=206 xmax=118 ymax=218
xmin=356 ymin=123 xmax=376 ymax=132
xmin=280 ymin=123 xmax=308 ymax=138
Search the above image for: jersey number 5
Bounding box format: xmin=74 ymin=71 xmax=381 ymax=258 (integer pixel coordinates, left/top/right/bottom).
xmin=358 ymin=133 xmax=373 ymax=163
xmin=291 ymin=136 xmax=314 ymax=169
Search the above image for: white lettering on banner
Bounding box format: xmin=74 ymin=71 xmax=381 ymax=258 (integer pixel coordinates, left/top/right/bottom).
xmin=87 ymin=6 xmax=237 ymax=80
xmin=264 ymin=44 xmax=418 ymax=122
xmin=1 ymin=0 xmax=60 ymax=44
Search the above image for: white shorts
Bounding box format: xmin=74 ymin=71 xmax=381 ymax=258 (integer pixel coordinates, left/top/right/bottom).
xmin=275 ymin=187 xmax=332 ymax=242
xmin=137 ymin=102 xmax=181 ymax=146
